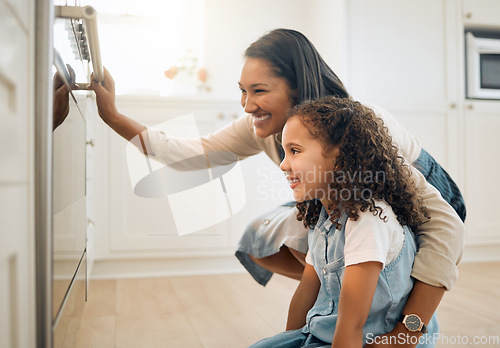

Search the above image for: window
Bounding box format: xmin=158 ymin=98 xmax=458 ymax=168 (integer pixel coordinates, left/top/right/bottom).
xmin=92 ymin=0 xmax=205 ymax=95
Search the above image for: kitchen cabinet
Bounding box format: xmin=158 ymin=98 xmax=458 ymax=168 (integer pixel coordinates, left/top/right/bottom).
xmin=0 ymin=0 xmax=36 ymax=346
xmin=346 ymin=0 xmax=462 ymax=177
xmin=0 ymin=0 xmax=30 ymax=184
xmin=463 ymin=101 xmax=500 ymax=242
xmin=463 ymin=0 xmax=500 ymax=29
xmin=346 ymin=0 xmax=500 ymax=261
xmin=347 ymin=0 xmax=448 ymax=108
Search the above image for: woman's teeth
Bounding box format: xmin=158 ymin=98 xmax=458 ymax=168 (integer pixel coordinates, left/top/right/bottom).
xmin=254 ymin=114 xmax=271 ymax=121
xmin=288 ymin=178 xmax=300 ymax=184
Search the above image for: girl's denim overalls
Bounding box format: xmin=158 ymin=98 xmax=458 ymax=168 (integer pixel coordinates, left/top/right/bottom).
xmin=302 ymin=208 xmax=438 ymax=347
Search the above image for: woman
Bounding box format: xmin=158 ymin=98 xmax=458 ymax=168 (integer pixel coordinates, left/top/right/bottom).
xmin=90 ymin=28 xmax=465 ymax=346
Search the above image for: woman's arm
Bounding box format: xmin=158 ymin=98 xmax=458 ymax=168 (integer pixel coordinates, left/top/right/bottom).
xmin=332 ymin=261 xmax=382 ymax=348
xmin=363 ymin=169 xmax=461 ymax=348
xmin=363 ymin=106 xmax=465 ymax=347
xmin=89 ymin=68 xmax=264 ymax=166
xmin=286 ymin=263 xmax=321 ymax=331
xmin=89 ymin=68 xmax=149 ymax=151
xmin=364 ymin=280 xmax=444 ymax=348
xmin=372 ymin=104 xmax=466 ymax=288
xmin=409 ymin=167 xmax=466 ymax=290
xmin=89 ymin=67 xmax=146 ymax=141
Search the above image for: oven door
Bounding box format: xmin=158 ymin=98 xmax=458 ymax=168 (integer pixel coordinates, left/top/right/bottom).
xmin=466 ymin=32 xmax=500 ymax=99
xmin=51 ymin=13 xmax=89 ymax=324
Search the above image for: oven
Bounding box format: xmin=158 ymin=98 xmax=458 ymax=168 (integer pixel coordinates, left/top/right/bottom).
xmin=35 ymin=1 xmax=103 ymax=346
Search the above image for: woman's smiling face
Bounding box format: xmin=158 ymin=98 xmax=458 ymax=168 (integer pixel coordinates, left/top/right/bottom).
xmin=239 ymin=57 xmax=297 ymax=138
xmin=280 ymin=116 xmax=339 ymax=207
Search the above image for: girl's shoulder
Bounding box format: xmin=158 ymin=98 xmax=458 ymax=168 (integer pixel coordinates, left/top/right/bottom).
xmin=344 ymin=200 xmax=405 ymax=268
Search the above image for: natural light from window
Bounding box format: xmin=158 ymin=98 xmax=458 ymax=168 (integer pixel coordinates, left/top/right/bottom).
xmin=92 ymin=0 xmax=205 ymax=95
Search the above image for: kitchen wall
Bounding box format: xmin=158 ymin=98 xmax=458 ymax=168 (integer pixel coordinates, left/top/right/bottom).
xmin=202 ymin=0 xmax=348 ymax=100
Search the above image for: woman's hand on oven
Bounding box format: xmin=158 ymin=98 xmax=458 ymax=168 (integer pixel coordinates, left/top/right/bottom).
xmin=89 ymin=66 xmax=119 ymax=123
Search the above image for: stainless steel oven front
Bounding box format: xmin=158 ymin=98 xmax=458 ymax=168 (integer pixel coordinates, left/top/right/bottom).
xmin=36 ymin=1 xmax=103 ymax=346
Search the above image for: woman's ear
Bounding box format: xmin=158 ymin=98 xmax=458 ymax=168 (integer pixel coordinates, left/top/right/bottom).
xmin=290 ymin=89 xmax=299 ymax=104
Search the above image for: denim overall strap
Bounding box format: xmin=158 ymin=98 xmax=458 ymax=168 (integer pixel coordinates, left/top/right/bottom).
xmin=303 ymin=208 xmax=439 ymax=346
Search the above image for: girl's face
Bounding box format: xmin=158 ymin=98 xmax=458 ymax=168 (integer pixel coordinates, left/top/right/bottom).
xmin=239 ymin=57 xmax=296 ymax=138
xmin=280 ymin=116 xmax=339 ymax=207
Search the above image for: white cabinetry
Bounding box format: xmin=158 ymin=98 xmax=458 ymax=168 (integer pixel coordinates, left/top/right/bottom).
xmin=463 ymin=0 xmax=500 ymax=29
xmin=347 ymin=0 xmax=448 ymax=107
xmin=346 ymin=0 xmax=462 ymax=177
xmin=346 ymin=0 xmax=500 ymax=261
xmin=463 ymin=101 xmax=500 ymax=244
xmin=0 ymin=0 xmax=36 ymax=346
xmin=92 ymin=98 xmax=292 ymax=278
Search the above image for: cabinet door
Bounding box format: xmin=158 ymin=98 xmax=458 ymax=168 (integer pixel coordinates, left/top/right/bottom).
xmin=463 ymin=101 xmax=500 ymax=242
xmin=463 ymin=0 xmax=500 ymax=28
xmin=347 ymin=0 xmax=448 ymax=107
xmin=108 ymin=110 xmax=231 ymax=252
xmin=346 ymin=0 xmax=463 ymax=183
xmin=4 ymin=0 xmax=30 ymax=31
xmin=0 ymin=2 xmax=34 ymax=347
xmin=0 ymin=1 xmax=29 ymax=183
xmin=0 ymin=186 xmax=33 ymax=348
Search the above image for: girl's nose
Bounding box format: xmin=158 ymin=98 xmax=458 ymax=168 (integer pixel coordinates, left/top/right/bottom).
xmin=280 ymin=155 xmax=289 ymax=172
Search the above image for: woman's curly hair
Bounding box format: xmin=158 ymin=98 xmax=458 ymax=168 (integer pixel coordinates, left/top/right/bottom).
xmin=292 ymin=96 xmax=429 ymax=231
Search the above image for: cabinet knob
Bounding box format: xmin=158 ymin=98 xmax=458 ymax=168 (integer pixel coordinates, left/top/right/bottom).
xmin=465 ymin=12 xmax=472 ymax=19
xmin=217 ymin=113 xmax=224 ymax=120
xmin=450 ymin=103 xmax=456 ymax=109
xmin=86 ymin=139 xmax=95 ymax=147
xmin=467 ymin=104 xmax=474 ymax=110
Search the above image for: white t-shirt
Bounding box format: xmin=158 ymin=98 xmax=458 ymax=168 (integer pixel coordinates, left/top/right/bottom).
xmin=305 ymin=201 xmax=405 ymax=268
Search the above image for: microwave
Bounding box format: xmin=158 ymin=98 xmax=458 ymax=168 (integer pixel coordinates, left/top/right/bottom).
xmin=466 ymin=32 xmax=500 ymax=99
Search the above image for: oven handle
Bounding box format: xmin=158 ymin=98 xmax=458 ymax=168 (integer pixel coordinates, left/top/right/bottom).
xmin=55 ymin=5 xmax=104 ymax=84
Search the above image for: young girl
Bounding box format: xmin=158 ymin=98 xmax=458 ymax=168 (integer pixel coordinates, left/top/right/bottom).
xmin=250 ymin=96 xmax=438 ymax=347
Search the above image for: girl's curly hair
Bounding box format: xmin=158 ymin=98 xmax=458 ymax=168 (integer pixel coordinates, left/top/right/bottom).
xmin=292 ymin=96 xmax=429 ymax=231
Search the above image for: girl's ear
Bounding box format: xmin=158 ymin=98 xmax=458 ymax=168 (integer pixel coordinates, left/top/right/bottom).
xmin=326 ymin=146 xmax=340 ymax=164
xmin=326 ymin=146 xmax=340 ymax=170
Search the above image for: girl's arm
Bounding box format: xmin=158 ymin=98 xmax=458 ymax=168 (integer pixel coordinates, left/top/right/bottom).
xmin=286 ymin=263 xmax=321 ymax=331
xmin=331 ymin=261 xmax=382 ymax=348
